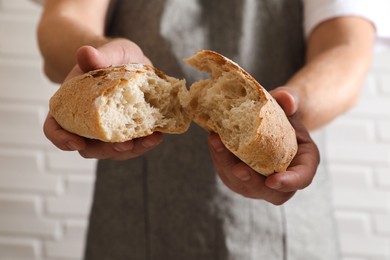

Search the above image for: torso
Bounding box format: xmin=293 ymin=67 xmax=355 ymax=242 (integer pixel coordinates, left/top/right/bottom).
xmin=85 ymin=1 xmax=339 ymax=259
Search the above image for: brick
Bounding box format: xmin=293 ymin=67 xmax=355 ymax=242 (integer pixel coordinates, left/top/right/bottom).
xmin=0 ymin=59 xmax=58 ymax=102
xmin=64 ymin=176 xmax=95 ymax=199
xmin=310 ymin=128 xmax=325 ymax=143
xmin=47 ymin=150 xmax=96 ymax=173
xmin=375 ymin=167 xmax=390 ymax=188
xmin=45 ymin=178 xmax=94 ymax=217
xmin=374 ymin=214 xmax=390 ymax=236
xmin=0 ymin=194 xmax=39 ymax=217
xmin=0 ymin=237 xmax=39 ymax=259
xmin=0 ymin=217 xmax=60 ymax=239
xmin=0 ymin=149 xmax=41 ymax=174
xmin=372 ymin=51 xmax=390 ymax=71
xmin=377 ymin=73 xmax=390 ymax=96
xmin=0 ymin=172 xmax=61 ymax=194
xmin=0 ymin=194 xmax=59 ymax=237
xmin=46 ymin=196 xmax=93 ymax=217
xmin=332 ymin=189 xmax=390 ymax=212
xmin=45 ymin=240 xmax=84 ymax=259
xmin=377 ymin=121 xmax=390 ymax=142
xmin=334 ymin=211 xmax=372 ymax=237
xmin=360 ymin=73 xmax=378 ymax=97
xmin=0 ymin=14 xmax=41 ymax=57
xmin=43 ymin=220 xmax=89 ymax=259
xmin=64 ymin=220 xmax=88 ymax=240
xmin=326 ymin=141 xmax=390 ymax=165
xmin=339 ymin=234 xmax=390 ymax=258
xmin=44 ymin=176 xmax=95 ymax=217
xmin=329 ymin=164 xmax=373 ymax=190
xmin=349 ymin=96 xmax=390 ymax=119
xmin=0 ymin=171 xmax=62 ymax=194
xmin=0 ymin=104 xmax=49 ymax=146
xmin=0 ymin=149 xmax=62 ymax=194
xmin=325 ymin=118 xmax=375 ymax=144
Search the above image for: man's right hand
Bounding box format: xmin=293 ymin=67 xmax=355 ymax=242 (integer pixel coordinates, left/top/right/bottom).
xmin=43 ymin=38 xmax=163 ymax=160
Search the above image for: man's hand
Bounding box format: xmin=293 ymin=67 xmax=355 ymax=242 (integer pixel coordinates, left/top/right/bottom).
xmin=43 ymin=39 xmax=162 ymax=160
xmin=208 ymin=87 xmax=320 ymax=205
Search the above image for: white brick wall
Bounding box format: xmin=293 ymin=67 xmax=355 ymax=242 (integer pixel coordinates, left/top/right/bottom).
xmin=0 ymin=1 xmax=96 ymax=259
xmin=0 ymin=1 xmax=389 ymax=259
xmin=326 ymin=50 xmax=390 ymax=260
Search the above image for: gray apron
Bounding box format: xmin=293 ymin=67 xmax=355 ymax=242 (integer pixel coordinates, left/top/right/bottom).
xmin=84 ymin=0 xmax=340 ymax=259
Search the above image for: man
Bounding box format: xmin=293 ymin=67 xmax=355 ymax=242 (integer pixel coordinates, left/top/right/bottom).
xmin=37 ymin=0 xmax=386 ymax=259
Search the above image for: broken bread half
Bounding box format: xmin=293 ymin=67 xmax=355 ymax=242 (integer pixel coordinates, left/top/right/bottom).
xmin=49 ymin=64 xmax=191 ymax=142
xmin=184 ymin=50 xmax=297 ymax=175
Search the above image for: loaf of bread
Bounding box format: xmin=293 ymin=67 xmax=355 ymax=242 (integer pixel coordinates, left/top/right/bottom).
xmin=184 ymin=50 xmax=297 ymax=175
xmin=49 ymin=64 xmax=191 ymax=142
xmin=49 ymin=51 xmax=297 ymax=175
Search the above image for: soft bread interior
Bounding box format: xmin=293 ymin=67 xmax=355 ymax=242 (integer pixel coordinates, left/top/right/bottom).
xmin=97 ymin=67 xmax=188 ymax=141
xmin=187 ymin=70 xmax=263 ymax=151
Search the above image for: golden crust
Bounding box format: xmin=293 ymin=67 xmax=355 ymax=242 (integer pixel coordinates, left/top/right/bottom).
xmin=49 ymin=70 xmax=118 ymax=141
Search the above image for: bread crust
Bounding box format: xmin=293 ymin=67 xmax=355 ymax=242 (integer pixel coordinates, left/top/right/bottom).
xmin=49 ymin=64 xmax=190 ymax=142
xmin=185 ymin=50 xmax=297 ymax=175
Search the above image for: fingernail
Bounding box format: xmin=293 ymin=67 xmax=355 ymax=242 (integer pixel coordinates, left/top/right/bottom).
xmin=142 ymin=139 xmax=156 ymax=149
xmin=113 ymin=141 xmax=134 ymax=152
xmin=210 ymin=136 xmax=225 ymax=153
xmin=234 ymin=169 xmax=251 ymax=181
xmin=267 ymin=180 xmax=282 ymax=190
xmin=66 ymin=141 xmax=80 ymax=151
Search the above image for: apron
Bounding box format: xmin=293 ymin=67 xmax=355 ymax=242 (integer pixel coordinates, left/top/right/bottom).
xmin=84 ymin=0 xmax=340 ymax=259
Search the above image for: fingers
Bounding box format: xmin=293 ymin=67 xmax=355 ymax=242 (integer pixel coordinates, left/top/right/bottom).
xmin=231 ymin=163 xmax=296 ymax=205
xmin=96 ymin=39 xmax=152 ymax=65
xmin=270 ymin=87 xmax=299 ymax=116
xmin=64 ymin=39 xmax=152 ymax=82
xmin=76 ymin=39 xmax=152 ymax=73
xmin=44 ymin=113 xmax=163 ymax=160
xmin=208 ymin=133 xmax=295 ymax=205
xmin=265 ymin=114 xmax=320 ymax=192
xmin=208 ymin=133 xmax=242 ymax=186
xmin=76 ymin=45 xmax=102 ymax=72
xmin=43 ymin=114 xmax=86 ymax=151
xmin=208 ymin=118 xmax=319 ymax=204
xmin=78 ymin=132 xmax=163 ymax=160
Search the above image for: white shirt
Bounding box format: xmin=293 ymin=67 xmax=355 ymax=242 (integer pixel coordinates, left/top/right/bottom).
xmin=303 ymin=0 xmax=390 ymax=49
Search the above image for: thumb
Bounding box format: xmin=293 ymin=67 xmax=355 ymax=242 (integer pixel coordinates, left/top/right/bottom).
xmin=76 ymin=39 xmax=152 ymax=73
xmin=270 ymin=87 xmax=299 ymax=116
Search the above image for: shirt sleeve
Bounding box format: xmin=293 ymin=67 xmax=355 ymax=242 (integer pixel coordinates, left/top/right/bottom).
xmin=303 ymin=0 xmax=390 ymax=48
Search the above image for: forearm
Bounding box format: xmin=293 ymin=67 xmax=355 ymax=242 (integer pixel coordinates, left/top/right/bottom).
xmin=287 ymin=17 xmax=375 ymax=131
xmin=37 ymin=0 xmax=110 ymax=83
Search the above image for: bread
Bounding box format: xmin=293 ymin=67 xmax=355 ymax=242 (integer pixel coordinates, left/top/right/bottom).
xmin=184 ymin=50 xmax=297 ymax=175
xmin=50 ymin=50 xmax=297 ymax=176
xmin=49 ymin=64 xmax=191 ymax=142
